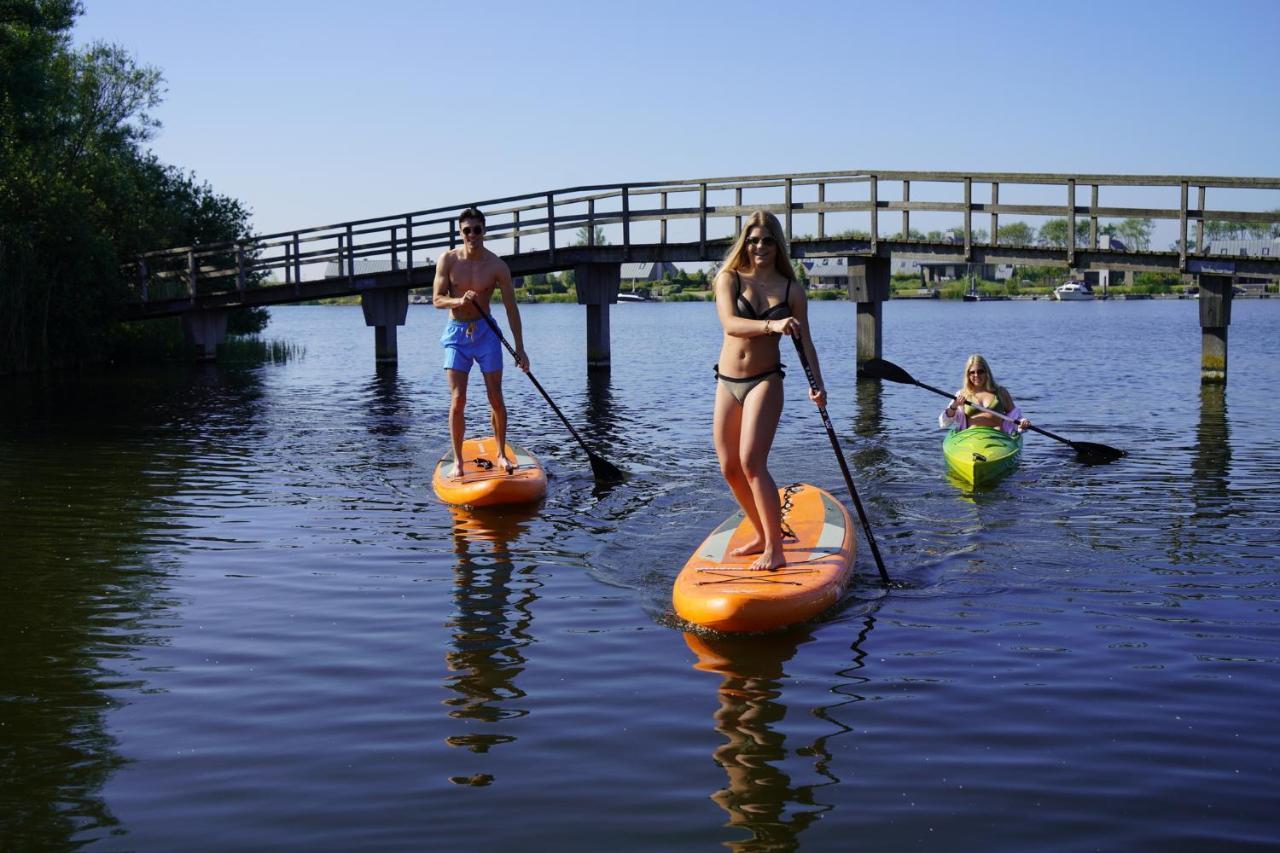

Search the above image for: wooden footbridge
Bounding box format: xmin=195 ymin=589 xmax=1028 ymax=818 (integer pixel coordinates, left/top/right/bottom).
xmin=125 ymin=170 xmax=1280 ymax=382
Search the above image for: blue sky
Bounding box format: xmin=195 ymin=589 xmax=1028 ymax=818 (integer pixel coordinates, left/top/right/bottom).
xmin=74 ymin=0 xmax=1280 ymax=239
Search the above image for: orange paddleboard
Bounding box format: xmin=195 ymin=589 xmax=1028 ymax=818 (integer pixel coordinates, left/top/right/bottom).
xmin=432 ymin=437 xmax=547 ymax=507
xmin=673 ymin=483 xmax=856 ymax=633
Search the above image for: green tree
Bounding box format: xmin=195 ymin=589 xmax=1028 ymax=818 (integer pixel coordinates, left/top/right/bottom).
xmin=1245 ymin=210 xmax=1280 ymax=240
xmin=1116 ymin=218 xmax=1154 ymax=251
xmin=1037 ymin=219 xmax=1088 ymax=248
xmin=1 ymin=1 xmax=262 ymax=372
xmin=573 ymin=225 xmax=608 ymax=246
xmin=997 ymin=221 xmax=1035 ymax=245
xmin=793 ymin=260 xmax=809 ymax=285
xmin=1203 ymin=220 xmax=1241 ymax=242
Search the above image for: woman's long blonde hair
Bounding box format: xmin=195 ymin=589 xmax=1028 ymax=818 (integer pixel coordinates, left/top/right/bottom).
xmin=720 ymin=210 xmax=795 ymax=281
xmin=961 ymin=353 xmax=1008 ymax=401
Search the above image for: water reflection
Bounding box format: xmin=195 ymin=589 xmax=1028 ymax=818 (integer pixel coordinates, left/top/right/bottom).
xmin=584 ymin=367 xmax=616 ymax=436
xmin=852 ymin=375 xmax=886 ymax=440
xmin=0 ymin=364 xmax=267 ymax=849
xmin=581 ymin=365 xmax=632 ymax=498
xmin=687 ymin=610 xmax=882 ymax=851
xmin=1191 ymin=384 xmax=1231 ymax=517
xmin=362 ymin=362 xmax=410 ymax=438
xmin=943 ymin=467 xmax=1014 ymax=500
xmin=443 ymin=506 xmax=541 ymax=786
xmin=686 ymin=628 xmax=830 ymax=851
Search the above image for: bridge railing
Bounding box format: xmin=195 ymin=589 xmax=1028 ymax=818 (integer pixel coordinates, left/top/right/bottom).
xmin=127 ymin=171 xmax=1280 ymax=304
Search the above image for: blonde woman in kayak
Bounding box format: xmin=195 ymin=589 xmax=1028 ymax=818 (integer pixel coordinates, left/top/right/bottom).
xmin=939 ymin=354 xmax=1031 ymax=433
xmin=712 ymin=210 xmax=826 ymax=571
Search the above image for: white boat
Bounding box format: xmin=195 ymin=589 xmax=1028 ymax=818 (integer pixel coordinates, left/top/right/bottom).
xmin=1053 ymin=281 xmax=1094 ymax=301
xmin=616 ymin=292 xmax=649 ymax=303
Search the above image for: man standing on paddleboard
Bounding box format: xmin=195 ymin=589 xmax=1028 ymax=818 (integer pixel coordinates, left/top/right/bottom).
xmin=433 ymin=207 xmax=529 ymax=479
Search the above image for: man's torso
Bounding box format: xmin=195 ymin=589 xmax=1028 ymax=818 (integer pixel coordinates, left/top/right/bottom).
xmin=446 ymin=249 xmax=506 ymax=320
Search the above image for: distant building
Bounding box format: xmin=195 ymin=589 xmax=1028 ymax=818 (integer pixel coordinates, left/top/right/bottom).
xmin=1081 ymin=235 xmax=1129 ymax=290
xmin=621 ymin=262 xmax=679 ymax=283
xmin=799 ymin=256 xmax=1011 ymax=291
xmin=892 ymin=258 xmax=1012 ymax=283
xmin=323 ymin=258 xmax=395 ymax=278
xmin=1204 ymin=238 xmax=1280 ymax=258
xmin=1201 ymin=238 xmax=1280 ymax=293
xmin=800 ymin=258 xmax=849 ymax=290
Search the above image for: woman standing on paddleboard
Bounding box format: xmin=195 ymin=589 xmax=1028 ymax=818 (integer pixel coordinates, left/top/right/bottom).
xmin=712 ymin=211 xmax=826 ymax=571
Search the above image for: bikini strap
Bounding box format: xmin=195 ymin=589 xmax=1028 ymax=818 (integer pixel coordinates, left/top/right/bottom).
xmin=733 ymin=270 xmax=752 ymax=318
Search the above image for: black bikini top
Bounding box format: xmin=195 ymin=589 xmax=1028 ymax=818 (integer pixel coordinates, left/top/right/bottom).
xmin=734 ymin=272 xmax=793 ymax=320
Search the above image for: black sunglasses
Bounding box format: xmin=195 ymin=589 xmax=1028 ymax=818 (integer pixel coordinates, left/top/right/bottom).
xmin=746 ymin=236 xmax=776 ymax=247
xmin=461 ymin=225 xmax=485 ymax=235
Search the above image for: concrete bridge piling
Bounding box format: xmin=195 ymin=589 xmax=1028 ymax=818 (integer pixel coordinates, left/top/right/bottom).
xmin=181 ymin=310 xmax=228 ymax=361
xmin=1198 ymin=274 xmax=1233 ymax=383
xmin=360 ymin=287 xmax=409 ymax=363
xmin=575 ymin=263 xmax=620 ymax=370
xmin=847 ymin=257 xmax=890 ymax=363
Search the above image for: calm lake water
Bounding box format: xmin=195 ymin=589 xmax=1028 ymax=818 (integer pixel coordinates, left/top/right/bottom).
xmin=3 ymin=298 xmax=1279 ymax=851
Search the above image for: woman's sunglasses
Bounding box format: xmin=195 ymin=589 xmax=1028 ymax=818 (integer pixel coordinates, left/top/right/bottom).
xmin=746 ymin=236 xmax=776 ymax=247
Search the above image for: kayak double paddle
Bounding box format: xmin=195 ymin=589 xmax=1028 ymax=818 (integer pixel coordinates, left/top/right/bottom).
xmin=857 ymin=358 xmax=1125 ymax=464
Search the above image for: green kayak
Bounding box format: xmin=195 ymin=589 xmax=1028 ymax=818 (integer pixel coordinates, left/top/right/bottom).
xmin=943 ymin=426 xmax=1022 ymax=486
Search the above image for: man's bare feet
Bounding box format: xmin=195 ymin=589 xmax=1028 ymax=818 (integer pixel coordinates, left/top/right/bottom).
xmin=730 ymin=536 xmax=766 ymax=558
xmin=496 ymin=453 xmax=515 ymax=475
xmin=448 ymin=462 xmax=464 ymax=479
xmin=748 ymin=543 xmax=786 ymax=572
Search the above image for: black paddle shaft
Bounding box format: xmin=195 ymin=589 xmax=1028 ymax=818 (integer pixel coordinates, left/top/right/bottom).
xmin=473 ymin=303 xmax=625 ymax=483
xmin=789 ymin=334 xmax=890 ymax=584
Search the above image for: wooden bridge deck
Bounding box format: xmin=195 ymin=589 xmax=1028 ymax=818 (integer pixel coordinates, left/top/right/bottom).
xmin=124 ymin=169 xmax=1280 ymax=319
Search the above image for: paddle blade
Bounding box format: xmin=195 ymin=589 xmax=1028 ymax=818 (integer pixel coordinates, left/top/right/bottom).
xmin=589 ymin=452 xmax=626 ymax=484
xmin=1071 ymin=441 xmax=1126 ymax=464
xmin=857 ymin=358 xmax=916 ymax=385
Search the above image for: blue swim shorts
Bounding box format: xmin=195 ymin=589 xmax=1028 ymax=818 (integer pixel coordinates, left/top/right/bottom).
xmin=441 ymin=319 xmax=504 ymax=374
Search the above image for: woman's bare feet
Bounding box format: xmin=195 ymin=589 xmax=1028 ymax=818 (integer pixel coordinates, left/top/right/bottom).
xmin=748 ymin=542 xmax=786 ymax=571
xmin=447 ymin=462 xmax=464 ymax=479
xmin=730 ymin=536 xmax=766 ymax=558
xmin=496 ymin=453 xmax=515 ymax=475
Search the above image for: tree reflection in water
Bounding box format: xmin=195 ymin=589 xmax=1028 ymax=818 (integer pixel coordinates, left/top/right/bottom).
xmin=443 ymin=505 xmax=540 ymax=786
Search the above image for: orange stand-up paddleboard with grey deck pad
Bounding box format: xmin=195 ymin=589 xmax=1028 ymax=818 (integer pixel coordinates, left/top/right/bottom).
xmin=673 ymin=483 xmax=856 ymax=633
xmin=432 ymin=436 xmax=547 ymax=507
